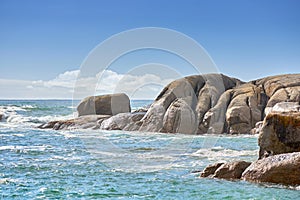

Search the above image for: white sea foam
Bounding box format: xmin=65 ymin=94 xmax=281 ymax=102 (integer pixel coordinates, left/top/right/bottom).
xmin=190 ymin=146 xmax=258 ymax=162
xmin=0 ymin=145 xmax=52 ymax=152
xmin=0 ymin=178 xmax=19 ymax=184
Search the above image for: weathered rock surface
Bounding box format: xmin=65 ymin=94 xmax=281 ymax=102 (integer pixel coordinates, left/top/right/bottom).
xmin=258 ymin=102 xmax=300 ymax=158
xmin=161 ymin=97 xmax=197 ymax=134
xmin=200 ymin=161 xmax=251 ymax=180
xmin=242 ymin=152 xmax=300 ymax=185
xmin=39 ymin=73 xmax=300 ymax=134
xmin=77 ymin=93 xmax=131 ymax=116
xmin=38 ymin=115 xmax=111 ymax=130
xmin=213 ymin=161 xmax=251 ymax=179
xmin=200 ymin=162 xmax=224 ymax=177
xmin=100 ymin=112 xmax=145 ymax=131
xmin=139 ymin=74 xmax=242 ymax=134
xmin=225 ymin=84 xmax=263 ymax=134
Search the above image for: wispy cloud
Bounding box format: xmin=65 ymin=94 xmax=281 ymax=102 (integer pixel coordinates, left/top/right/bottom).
xmin=0 ymin=69 xmax=174 ymax=99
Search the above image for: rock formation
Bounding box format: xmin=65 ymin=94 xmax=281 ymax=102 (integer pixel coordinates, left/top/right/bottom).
xmin=200 ymin=101 xmax=300 ymax=186
xmin=258 ymin=102 xmax=300 ymax=158
xmin=242 ymin=152 xmax=300 ymax=185
xmin=77 ymin=93 xmax=131 ymax=116
xmin=39 ymin=73 xmax=300 ymax=135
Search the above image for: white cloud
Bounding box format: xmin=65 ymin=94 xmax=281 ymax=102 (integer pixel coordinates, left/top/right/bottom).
xmin=0 ymin=69 xmax=176 ymax=99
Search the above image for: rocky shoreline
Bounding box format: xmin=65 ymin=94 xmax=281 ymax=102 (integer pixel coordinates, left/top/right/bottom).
xmin=38 ymin=73 xmax=300 ymax=186
xmin=200 ymin=101 xmax=300 ymax=186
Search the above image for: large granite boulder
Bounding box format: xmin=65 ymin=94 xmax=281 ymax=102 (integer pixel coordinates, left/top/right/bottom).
xmin=253 ymin=74 xmax=300 ymax=115
xmin=160 ymin=96 xmax=197 ymax=134
xmin=258 ymin=102 xmax=300 ymax=158
xmin=77 ymin=93 xmax=131 ymax=116
xmin=139 ymin=74 xmax=242 ymax=133
xmin=242 ymin=152 xmax=300 ymax=185
xmin=225 ymin=84 xmax=264 ymax=134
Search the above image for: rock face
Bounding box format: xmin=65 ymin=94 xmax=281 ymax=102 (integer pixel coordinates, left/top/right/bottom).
xmin=40 ymin=73 xmax=300 ymax=134
xmin=161 ymin=96 xmax=197 ymax=134
xmin=138 ymin=73 xmax=300 ymax=134
xmin=200 ymin=161 xmax=251 ymax=180
xmin=139 ymin=74 xmax=243 ymax=134
xmin=77 ymin=93 xmax=131 ymax=116
xmin=258 ymin=102 xmax=300 ymax=158
xmin=242 ymin=152 xmax=300 ymax=185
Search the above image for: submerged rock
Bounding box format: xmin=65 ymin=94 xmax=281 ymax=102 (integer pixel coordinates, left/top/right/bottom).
xmin=242 ymin=152 xmax=300 ymax=185
xmin=77 ymin=93 xmax=131 ymax=116
xmin=258 ymin=102 xmax=300 ymax=158
xmin=38 ymin=115 xmax=111 ymax=130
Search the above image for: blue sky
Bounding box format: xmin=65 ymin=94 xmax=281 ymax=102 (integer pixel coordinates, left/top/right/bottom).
xmin=1 ymin=0 xmax=300 ymax=99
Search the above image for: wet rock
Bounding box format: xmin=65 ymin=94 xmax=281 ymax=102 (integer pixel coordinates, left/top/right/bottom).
xmin=258 ymin=102 xmax=300 ymax=158
xmin=213 ymin=161 xmax=251 ymax=179
xmin=242 ymin=152 xmax=300 ymax=185
xmin=38 ymin=115 xmax=111 ymax=130
xmin=77 ymin=93 xmax=131 ymax=116
xmin=200 ymin=162 xmax=224 ymax=177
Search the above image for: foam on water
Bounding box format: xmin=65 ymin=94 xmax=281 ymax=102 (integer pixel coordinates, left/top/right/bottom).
xmin=1 ymin=100 xmax=299 ymax=199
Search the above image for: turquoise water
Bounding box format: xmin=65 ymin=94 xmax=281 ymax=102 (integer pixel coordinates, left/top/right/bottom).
xmin=0 ymin=100 xmax=299 ymax=199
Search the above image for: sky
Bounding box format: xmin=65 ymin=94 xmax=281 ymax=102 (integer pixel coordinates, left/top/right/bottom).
xmin=1 ymin=0 xmax=300 ymax=99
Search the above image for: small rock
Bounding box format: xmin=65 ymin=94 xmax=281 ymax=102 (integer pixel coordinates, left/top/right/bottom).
xmin=200 ymin=162 xmax=224 ymax=177
xmin=213 ymin=161 xmax=251 ymax=179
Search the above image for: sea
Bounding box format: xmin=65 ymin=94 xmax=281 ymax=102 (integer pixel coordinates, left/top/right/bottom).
xmin=0 ymin=100 xmax=299 ymax=199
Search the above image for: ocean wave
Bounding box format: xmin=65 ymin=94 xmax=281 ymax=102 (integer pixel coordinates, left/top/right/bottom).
xmin=0 ymin=104 xmax=74 ymax=127
xmin=190 ymin=146 xmax=258 ymax=162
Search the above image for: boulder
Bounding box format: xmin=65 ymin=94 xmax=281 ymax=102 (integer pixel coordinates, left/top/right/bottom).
xmin=242 ymin=152 xmax=300 ymax=185
xmin=77 ymin=93 xmax=131 ymax=116
xmin=213 ymin=161 xmax=251 ymax=179
xmin=254 ymin=74 xmax=300 ymax=115
xmin=200 ymin=162 xmax=224 ymax=177
xmin=225 ymin=84 xmax=263 ymax=134
xmin=139 ymin=74 xmax=242 ymax=133
xmin=161 ymin=96 xmax=197 ymax=134
xmin=100 ymin=112 xmax=145 ymax=131
xmin=258 ymin=102 xmax=300 ymax=158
